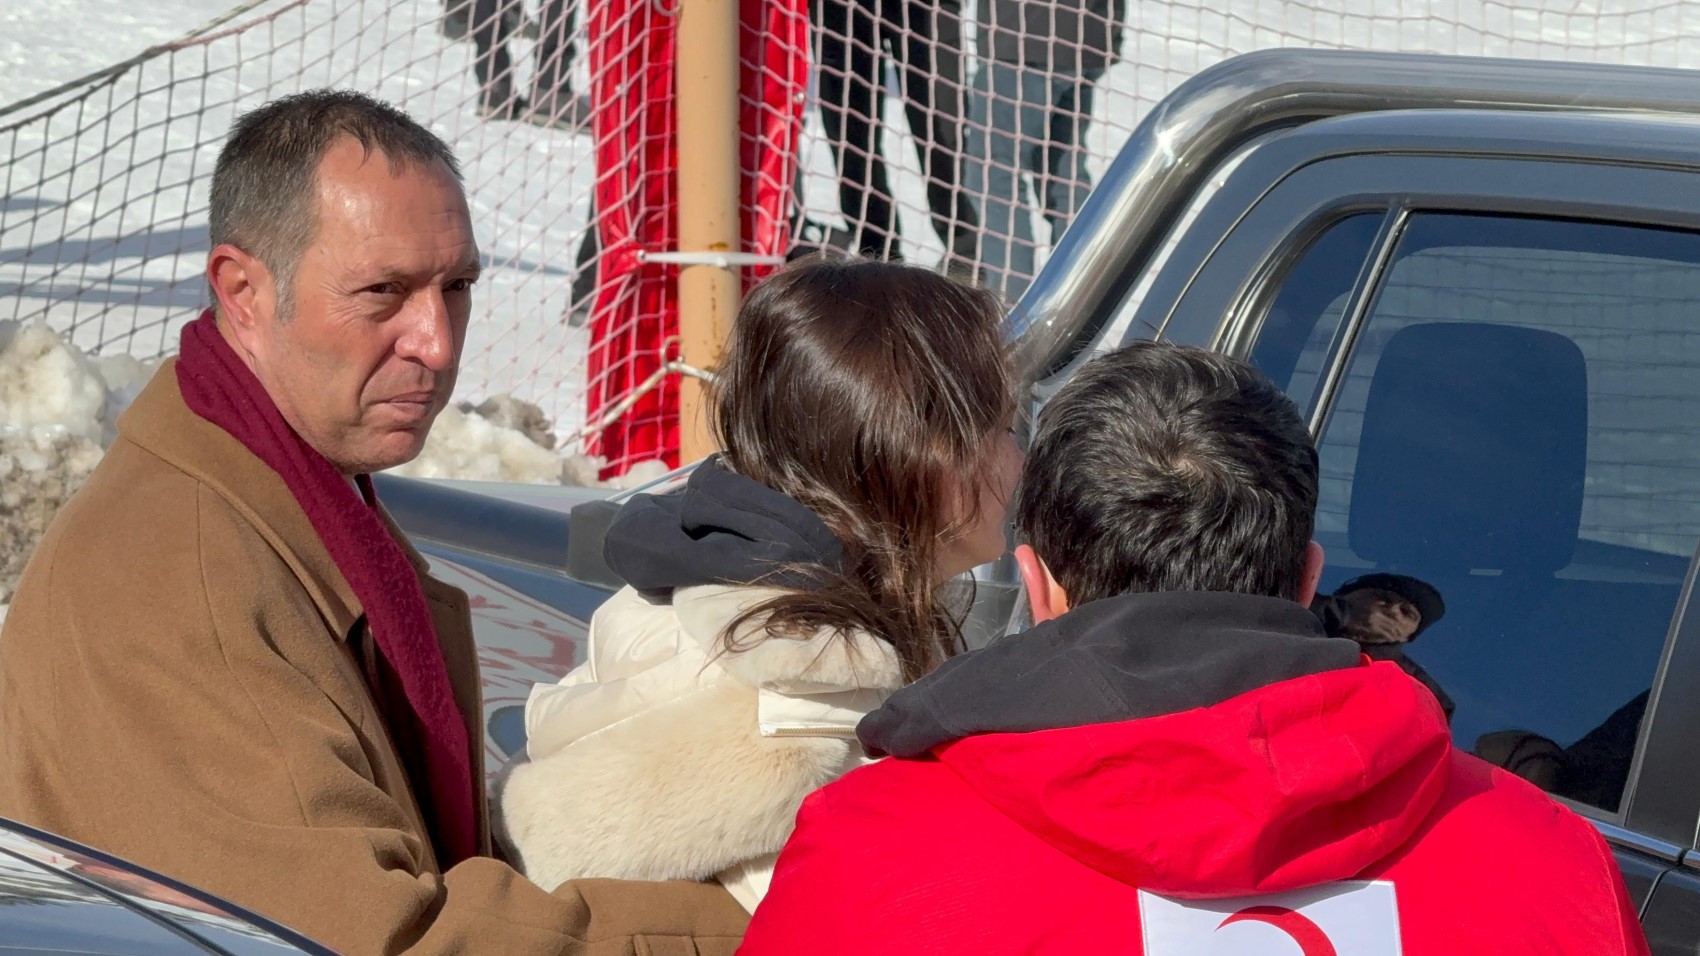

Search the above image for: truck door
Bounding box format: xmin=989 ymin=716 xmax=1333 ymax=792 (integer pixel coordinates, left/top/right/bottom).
xmin=1254 ymin=208 xmax=1700 ymax=914
xmin=1076 ymin=134 xmax=1700 ymax=939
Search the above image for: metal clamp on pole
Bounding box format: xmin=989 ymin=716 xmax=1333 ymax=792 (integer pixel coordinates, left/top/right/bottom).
xmin=637 ymin=250 xmax=788 ymax=270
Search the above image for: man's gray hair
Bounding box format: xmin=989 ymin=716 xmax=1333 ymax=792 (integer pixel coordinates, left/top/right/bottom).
xmin=208 ymin=89 xmax=462 ymax=320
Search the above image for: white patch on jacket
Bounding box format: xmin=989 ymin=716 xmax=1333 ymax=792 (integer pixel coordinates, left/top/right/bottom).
xmin=496 ymin=584 xmax=903 ymax=897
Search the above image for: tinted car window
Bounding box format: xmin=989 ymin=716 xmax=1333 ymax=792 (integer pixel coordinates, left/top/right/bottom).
xmin=1250 ymin=212 xmax=1382 ymax=416
xmin=1306 ymin=212 xmax=1700 ymax=814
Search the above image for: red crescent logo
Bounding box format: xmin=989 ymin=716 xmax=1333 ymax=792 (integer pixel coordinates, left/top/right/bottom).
xmin=1217 ymin=905 xmax=1339 ymax=956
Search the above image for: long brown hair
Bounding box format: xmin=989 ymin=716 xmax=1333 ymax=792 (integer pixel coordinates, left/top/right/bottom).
xmin=713 ymin=258 xmax=1015 ymax=682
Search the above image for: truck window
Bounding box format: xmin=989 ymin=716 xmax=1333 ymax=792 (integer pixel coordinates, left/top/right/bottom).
xmin=1307 ymin=212 xmax=1700 ymax=815
xmin=1249 ymin=213 xmax=1381 ymax=417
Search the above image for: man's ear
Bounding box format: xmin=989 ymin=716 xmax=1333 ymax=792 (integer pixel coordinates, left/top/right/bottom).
xmin=207 ymin=243 xmax=274 ymax=351
xmin=1297 ymin=540 xmax=1327 ymax=607
xmin=1014 ymin=544 xmax=1071 ymax=624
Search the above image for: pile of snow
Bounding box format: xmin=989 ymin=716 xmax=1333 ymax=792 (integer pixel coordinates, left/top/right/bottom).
xmin=0 ymin=321 xmax=113 ymax=443
xmin=0 ymin=321 xmax=139 ymax=605
xmin=394 ymin=395 xmax=670 ymax=488
xmin=0 ymin=429 xmax=103 ymax=606
xmin=603 ymin=459 xmax=672 ymax=490
xmin=394 ymin=398 xmax=586 ymax=485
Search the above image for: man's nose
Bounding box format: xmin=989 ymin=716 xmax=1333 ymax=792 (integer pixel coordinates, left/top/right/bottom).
xmin=396 ymin=288 xmax=455 ymax=372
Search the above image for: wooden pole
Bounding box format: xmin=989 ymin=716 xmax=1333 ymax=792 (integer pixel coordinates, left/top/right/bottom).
xmin=674 ymin=0 xmax=742 ymax=463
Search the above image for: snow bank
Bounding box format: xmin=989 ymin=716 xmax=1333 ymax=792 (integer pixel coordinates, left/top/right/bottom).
xmin=392 ymin=402 xmax=578 ymax=484
xmin=0 ymin=428 xmax=104 ymax=605
xmin=605 ymin=458 xmax=671 ymax=490
xmin=0 ymin=322 xmax=110 ymax=443
xmin=392 ymin=394 xmax=667 ymax=486
xmin=0 ymin=321 xmax=126 ymax=605
xmin=383 ymin=390 xmax=681 ymax=487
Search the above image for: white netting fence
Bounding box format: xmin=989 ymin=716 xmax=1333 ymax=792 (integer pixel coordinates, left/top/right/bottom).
xmin=795 ymin=0 xmax=1700 ymax=298
xmin=4 ymin=0 xmax=1700 ymax=481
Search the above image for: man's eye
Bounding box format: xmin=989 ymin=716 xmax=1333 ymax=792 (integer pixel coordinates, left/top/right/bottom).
xmin=446 ymin=277 xmax=478 ymax=293
xmin=362 ymin=282 xmax=403 ymax=296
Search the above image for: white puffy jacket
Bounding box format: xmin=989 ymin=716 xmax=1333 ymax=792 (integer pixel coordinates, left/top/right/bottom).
xmin=497 ymin=582 xmax=903 ymax=911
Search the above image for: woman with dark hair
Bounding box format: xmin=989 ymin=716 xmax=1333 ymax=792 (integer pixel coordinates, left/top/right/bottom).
xmin=497 ymin=258 xmax=1019 ymax=912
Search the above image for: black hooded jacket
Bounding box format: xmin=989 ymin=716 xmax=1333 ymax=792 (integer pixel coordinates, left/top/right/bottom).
xmin=603 ymin=457 xmax=843 ymax=600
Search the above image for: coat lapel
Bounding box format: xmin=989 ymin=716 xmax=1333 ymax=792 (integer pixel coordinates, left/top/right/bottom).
xmin=119 ymin=363 xmax=490 ymax=856
xmin=383 ymin=508 xmax=493 ymax=852
xmin=119 ymin=364 xmax=364 ymax=642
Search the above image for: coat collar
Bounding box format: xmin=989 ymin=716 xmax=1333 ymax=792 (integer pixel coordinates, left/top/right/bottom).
xmin=118 ymin=361 xmax=380 ymax=641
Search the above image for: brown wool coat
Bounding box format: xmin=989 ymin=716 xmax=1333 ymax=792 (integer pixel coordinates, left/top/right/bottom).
xmin=0 ymin=364 xmax=749 ymax=955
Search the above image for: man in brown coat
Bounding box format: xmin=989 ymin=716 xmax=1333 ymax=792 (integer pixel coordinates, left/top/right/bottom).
xmin=0 ymin=90 xmax=749 ymax=954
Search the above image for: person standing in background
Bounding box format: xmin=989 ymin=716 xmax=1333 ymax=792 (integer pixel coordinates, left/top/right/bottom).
xmin=967 ymin=0 xmax=1124 ymax=302
xmin=812 ymin=0 xmax=980 ymax=268
xmin=445 ymin=0 xmax=598 ymax=319
xmin=455 ymin=0 xmax=527 ymax=117
xmin=448 ymin=0 xmax=588 ymax=126
xmin=528 ymin=0 xmax=591 ymax=126
xmin=525 ymin=0 xmax=597 ymax=320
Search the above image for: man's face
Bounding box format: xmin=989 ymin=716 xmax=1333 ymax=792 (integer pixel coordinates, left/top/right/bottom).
xmin=1338 ymin=588 xmax=1423 ymax=644
xmin=236 ymin=139 xmax=480 ymax=474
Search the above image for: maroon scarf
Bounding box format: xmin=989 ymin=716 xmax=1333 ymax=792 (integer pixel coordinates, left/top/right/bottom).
xmin=175 ymin=311 xmax=476 ymax=867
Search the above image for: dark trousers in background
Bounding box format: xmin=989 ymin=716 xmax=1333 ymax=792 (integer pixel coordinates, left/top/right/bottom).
xmin=469 ymin=0 xmax=517 ymax=107
xmin=469 ymin=0 xmax=579 ymax=109
xmin=812 ymin=0 xmax=978 ymax=261
xmin=966 ymin=61 xmax=1099 ymax=301
xmin=462 ymin=0 xmax=597 ymax=310
xmin=533 ymin=0 xmax=579 ymax=106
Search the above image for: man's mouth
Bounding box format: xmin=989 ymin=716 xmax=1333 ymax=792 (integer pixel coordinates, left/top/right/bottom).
xmin=380 ymin=390 xmax=439 ymax=421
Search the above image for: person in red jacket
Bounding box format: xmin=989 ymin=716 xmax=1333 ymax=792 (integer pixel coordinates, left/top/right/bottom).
xmin=740 ymin=341 xmax=1651 ymax=955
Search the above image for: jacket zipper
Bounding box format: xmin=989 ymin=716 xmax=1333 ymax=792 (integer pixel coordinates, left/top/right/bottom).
xmin=760 ymin=723 xmax=859 ymax=738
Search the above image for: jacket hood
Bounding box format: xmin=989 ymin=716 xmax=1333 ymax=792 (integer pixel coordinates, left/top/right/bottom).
xmin=604 ymin=457 xmax=844 ymax=601
xmin=859 ymin=591 xmax=1454 ymax=898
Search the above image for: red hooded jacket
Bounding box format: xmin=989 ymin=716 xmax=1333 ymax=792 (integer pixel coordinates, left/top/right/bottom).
xmin=740 ymin=592 xmax=1650 ymax=954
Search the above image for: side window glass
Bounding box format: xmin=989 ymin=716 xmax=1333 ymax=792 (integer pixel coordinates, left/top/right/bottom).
xmin=1313 ymin=213 xmax=1700 ymax=814
xmin=1249 ymin=213 xmax=1382 ymax=417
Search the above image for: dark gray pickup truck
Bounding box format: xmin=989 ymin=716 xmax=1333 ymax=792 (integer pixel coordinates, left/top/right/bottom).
xmin=381 ymin=48 xmax=1700 ymax=953
xmin=1007 ymin=48 xmax=1700 ymax=948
